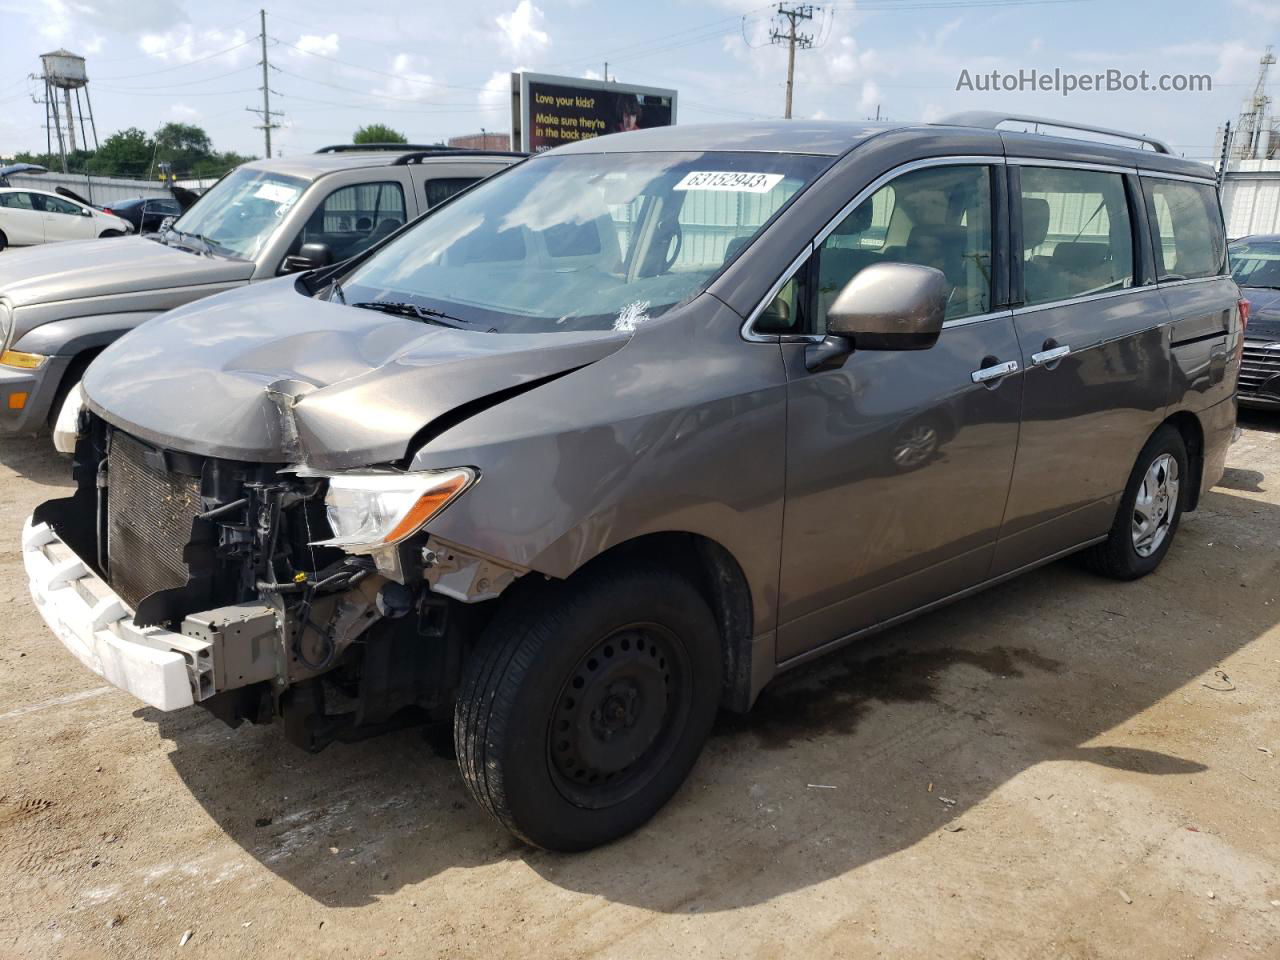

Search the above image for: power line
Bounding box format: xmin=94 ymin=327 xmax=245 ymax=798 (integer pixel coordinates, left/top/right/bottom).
xmin=94 ymin=37 xmax=255 ymax=81
xmin=270 ymin=38 xmax=495 ymax=94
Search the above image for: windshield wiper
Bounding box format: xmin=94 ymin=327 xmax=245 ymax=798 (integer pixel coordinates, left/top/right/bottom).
xmin=350 ymin=300 xmax=471 ymax=329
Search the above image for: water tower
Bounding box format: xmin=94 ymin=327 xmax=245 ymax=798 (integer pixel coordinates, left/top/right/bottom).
xmin=38 ymin=49 xmax=99 ymax=172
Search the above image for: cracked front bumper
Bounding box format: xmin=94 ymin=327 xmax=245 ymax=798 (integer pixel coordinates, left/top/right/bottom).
xmin=22 ymin=516 xmax=214 ymax=710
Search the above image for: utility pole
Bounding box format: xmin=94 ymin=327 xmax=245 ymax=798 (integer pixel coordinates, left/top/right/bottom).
xmin=770 ymin=4 xmax=815 ymax=119
xmin=245 ymin=9 xmax=283 ymax=157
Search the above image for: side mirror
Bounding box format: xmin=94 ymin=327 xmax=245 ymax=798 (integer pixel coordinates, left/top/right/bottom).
xmin=281 ymin=241 xmax=334 ymax=274
xmin=826 ymin=262 xmax=948 ymax=350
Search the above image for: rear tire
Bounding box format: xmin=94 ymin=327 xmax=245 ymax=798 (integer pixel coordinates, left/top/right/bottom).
xmin=455 ymin=563 xmax=721 ymax=851
xmin=0 ymin=231 xmax=7 ymax=252
xmin=99 ymin=229 xmax=123 ymax=238
xmin=1082 ymin=424 xmax=1188 ymax=580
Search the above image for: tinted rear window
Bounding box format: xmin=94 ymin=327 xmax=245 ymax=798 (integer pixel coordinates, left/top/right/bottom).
xmin=1142 ymin=178 xmax=1226 ymax=281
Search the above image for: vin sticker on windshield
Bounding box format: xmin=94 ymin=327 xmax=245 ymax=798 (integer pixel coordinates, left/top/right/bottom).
xmin=674 ymin=171 xmax=785 ymax=194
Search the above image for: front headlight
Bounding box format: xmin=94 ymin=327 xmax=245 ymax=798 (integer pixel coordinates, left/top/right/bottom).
xmin=313 ymin=468 xmax=476 ymax=553
xmin=0 ymin=301 xmax=12 ymax=351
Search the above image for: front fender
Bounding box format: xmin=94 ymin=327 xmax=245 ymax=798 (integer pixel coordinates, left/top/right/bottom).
xmin=12 ymin=311 xmax=158 ymax=357
xmin=407 ymin=296 xmax=789 ymax=639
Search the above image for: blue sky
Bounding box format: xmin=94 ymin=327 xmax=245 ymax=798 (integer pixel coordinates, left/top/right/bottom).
xmin=0 ymin=0 xmax=1273 ymax=163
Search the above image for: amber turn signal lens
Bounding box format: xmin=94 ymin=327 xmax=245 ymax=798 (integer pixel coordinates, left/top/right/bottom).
xmin=382 ymin=472 xmax=472 ymax=543
xmin=8 ymin=392 xmax=28 ymax=409
xmin=0 ymin=350 xmax=46 ymax=370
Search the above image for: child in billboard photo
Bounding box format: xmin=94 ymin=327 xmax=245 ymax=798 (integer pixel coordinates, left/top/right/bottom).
xmin=615 ymin=93 xmax=642 ymax=132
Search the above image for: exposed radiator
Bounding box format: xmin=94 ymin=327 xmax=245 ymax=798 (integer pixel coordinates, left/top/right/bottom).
xmin=106 ymin=432 xmax=202 ymax=611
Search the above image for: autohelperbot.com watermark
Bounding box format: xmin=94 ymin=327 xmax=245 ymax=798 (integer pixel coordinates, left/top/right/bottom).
xmin=956 ymin=68 xmax=1212 ymax=96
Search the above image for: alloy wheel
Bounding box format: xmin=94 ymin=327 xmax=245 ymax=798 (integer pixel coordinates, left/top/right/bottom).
xmin=1131 ymin=452 xmax=1179 ymax=558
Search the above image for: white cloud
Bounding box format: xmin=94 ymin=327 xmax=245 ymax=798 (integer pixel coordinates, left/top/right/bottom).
xmin=29 ymin=0 xmax=178 ymax=45
xmin=138 ymin=27 xmax=250 ymax=65
xmin=1232 ymin=0 xmax=1280 ymax=22
xmin=858 ymin=79 xmax=882 ymax=114
xmin=371 ymin=53 xmax=435 ymax=103
xmin=479 ymin=69 xmax=515 ymax=114
xmin=170 ymin=103 xmax=199 ymax=119
xmin=496 ymin=1 xmax=549 ymax=58
xmin=292 ymin=33 xmax=340 ymax=58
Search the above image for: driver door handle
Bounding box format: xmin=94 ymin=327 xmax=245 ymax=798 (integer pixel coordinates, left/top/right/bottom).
xmin=1031 ymin=345 xmax=1071 ymax=366
xmin=971 ymin=359 xmax=1019 ymax=383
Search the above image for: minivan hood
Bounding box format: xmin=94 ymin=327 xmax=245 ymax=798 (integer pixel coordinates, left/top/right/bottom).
xmin=0 ymin=236 xmax=254 ymax=308
xmin=1242 ymin=286 xmax=1280 ymax=340
xmin=83 ymin=278 xmax=629 ymax=469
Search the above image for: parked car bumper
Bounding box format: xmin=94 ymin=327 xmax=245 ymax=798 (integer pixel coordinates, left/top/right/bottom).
xmin=0 ymin=357 xmax=68 ymax=433
xmin=22 ymin=516 xmax=211 ymax=710
xmin=1237 ymin=391 xmax=1280 ymax=409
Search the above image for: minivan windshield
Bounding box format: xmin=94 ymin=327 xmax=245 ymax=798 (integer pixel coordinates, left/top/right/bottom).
xmin=167 ymin=167 xmax=308 ymax=260
xmin=340 ymin=151 xmax=828 ymax=333
xmin=1230 ymin=239 xmax=1280 ymax=290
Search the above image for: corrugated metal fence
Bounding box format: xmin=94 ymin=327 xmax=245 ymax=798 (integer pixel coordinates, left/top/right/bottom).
xmin=1223 ymin=169 xmax=1280 ymax=239
xmin=4 ymin=173 xmax=173 ymax=206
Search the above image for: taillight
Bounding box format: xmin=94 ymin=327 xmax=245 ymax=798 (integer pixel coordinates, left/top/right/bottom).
xmin=102 ymin=207 xmax=113 ymax=215
xmin=1239 ymin=298 xmax=1251 ymax=330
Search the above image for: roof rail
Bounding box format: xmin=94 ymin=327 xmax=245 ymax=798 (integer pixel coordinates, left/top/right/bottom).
xmin=394 ymin=149 xmax=529 ymax=164
xmin=314 ymin=143 xmax=454 ymax=154
xmin=938 ymin=111 xmax=1172 ymax=155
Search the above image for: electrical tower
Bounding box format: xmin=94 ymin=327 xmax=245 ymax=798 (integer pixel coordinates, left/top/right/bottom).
xmin=245 ymin=9 xmax=283 ymax=158
xmin=34 ymin=49 xmax=99 ymax=173
xmin=770 ymin=4 xmax=815 ymax=120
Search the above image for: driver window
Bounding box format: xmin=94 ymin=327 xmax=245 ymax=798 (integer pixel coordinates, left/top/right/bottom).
xmin=813 ymin=164 xmax=993 ymax=332
xmin=292 ymin=181 xmax=407 ymax=262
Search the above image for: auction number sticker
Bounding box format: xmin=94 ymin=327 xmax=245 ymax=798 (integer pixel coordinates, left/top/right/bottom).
xmin=254 ymin=183 xmax=301 ymax=205
xmin=674 ymin=171 xmax=785 ymax=193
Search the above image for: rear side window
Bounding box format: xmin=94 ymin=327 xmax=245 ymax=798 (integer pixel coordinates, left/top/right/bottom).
xmin=1019 ymin=166 xmax=1134 ymax=306
xmin=0 ymin=193 xmax=34 ymax=209
xmin=1142 ymin=178 xmax=1226 ymax=281
xmin=812 ymin=163 xmax=993 ymax=329
xmin=425 ymin=177 xmax=480 ymax=209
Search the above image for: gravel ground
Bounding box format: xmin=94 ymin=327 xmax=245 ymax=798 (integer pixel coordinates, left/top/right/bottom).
xmin=1 ymin=415 xmax=1278 ymax=959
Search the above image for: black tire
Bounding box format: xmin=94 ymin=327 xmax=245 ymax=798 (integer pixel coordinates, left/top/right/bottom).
xmin=455 ymin=563 xmax=721 ymax=851
xmin=1082 ymin=424 xmax=1189 ymax=580
xmin=99 ymin=229 xmax=123 ymax=238
xmin=0 ymin=230 xmax=7 ymax=252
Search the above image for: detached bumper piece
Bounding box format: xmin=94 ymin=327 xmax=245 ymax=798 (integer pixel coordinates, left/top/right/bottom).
xmin=22 ymin=517 xmax=280 ymax=711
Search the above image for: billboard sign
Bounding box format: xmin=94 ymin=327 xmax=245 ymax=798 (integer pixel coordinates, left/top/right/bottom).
xmin=511 ymin=72 xmax=677 ymax=154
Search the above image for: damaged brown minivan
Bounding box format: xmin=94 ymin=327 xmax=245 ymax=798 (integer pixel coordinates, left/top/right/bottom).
xmin=25 ymin=113 xmax=1242 ymax=850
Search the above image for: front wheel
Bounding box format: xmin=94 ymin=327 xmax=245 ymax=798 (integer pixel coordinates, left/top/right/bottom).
xmin=1083 ymin=424 xmax=1188 ymax=580
xmin=455 ymin=563 xmax=721 ymax=851
xmin=99 ymin=229 xmax=123 ymax=238
xmin=0 ymin=230 xmax=7 ymax=252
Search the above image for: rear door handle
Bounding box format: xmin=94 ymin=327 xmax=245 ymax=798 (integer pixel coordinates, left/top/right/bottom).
xmin=1031 ymin=345 xmax=1071 ymax=366
xmin=971 ymin=360 xmax=1019 ymax=383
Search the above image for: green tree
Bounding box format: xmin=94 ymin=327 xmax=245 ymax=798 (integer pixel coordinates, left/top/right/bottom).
xmin=85 ymin=127 xmax=153 ymax=178
xmin=153 ymin=122 xmax=213 ymax=176
xmin=353 ymin=123 xmax=408 ymax=145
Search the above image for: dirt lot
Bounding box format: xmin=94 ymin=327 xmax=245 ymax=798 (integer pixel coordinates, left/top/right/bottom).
xmin=1 ymin=416 xmax=1278 ymax=960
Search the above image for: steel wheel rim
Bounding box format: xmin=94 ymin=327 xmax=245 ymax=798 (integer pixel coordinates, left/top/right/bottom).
xmin=1132 ymin=452 xmax=1179 ymax=558
xmin=547 ymin=622 xmax=692 ymax=810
